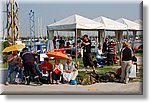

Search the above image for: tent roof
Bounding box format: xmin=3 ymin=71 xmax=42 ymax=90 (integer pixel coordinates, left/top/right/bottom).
xmin=116 ymin=18 xmax=142 ymax=30
xmin=93 ymin=16 xmax=127 ymax=30
xmin=47 ymin=14 xmax=103 ymax=31
xmin=134 ymin=19 xmax=143 ymax=25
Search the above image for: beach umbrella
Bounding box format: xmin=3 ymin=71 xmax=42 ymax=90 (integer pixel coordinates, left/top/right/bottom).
xmin=2 ymin=44 xmax=25 ymax=53
xmin=46 ymin=51 xmax=71 ymax=60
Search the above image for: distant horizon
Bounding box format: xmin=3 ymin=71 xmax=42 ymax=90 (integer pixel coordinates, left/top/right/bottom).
xmin=1 ymin=1 xmax=142 ymax=37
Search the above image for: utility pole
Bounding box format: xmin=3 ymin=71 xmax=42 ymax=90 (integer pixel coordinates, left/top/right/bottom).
xmin=6 ymin=0 xmax=20 ymax=45
xmin=29 ymin=10 xmax=35 ymax=51
xmin=3 ymin=20 xmax=5 ymax=40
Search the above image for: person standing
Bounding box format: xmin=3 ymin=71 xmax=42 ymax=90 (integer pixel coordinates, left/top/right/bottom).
xmin=59 ymin=37 xmax=65 ymax=48
xmin=81 ymin=35 xmax=95 ymax=73
xmin=110 ymin=40 xmax=117 ymax=64
xmin=15 ymin=56 xmax=24 ymax=83
xmin=5 ymin=51 xmax=20 ymax=85
xmin=107 ymin=44 xmax=115 ymax=65
xmin=120 ymin=42 xmax=133 ymax=84
xmin=53 ymin=36 xmax=57 ymax=49
xmin=21 ymin=48 xmax=42 ymax=85
xmin=65 ymin=42 xmax=71 ymax=55
xmin=103 ymin=38 xmax=111 ymax=65
xmin=102 ymin=38 xmax=110 ymax=53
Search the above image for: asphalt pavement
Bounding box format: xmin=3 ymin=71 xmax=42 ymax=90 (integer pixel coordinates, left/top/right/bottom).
xmin=0 ymin=82 xmax=142 ymax=95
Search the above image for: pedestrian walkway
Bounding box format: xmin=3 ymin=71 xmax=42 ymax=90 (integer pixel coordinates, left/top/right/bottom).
xmin=0 ymin=82 xmax=142 ymax=95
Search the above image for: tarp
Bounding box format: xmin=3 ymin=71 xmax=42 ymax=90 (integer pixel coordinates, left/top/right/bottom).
xmin=93 ymin=16 xmax=127 ymax=30
xmin=116 ymin=18 xmax=142 ymax=31
xmin=47 ymin=14 xmax=104 ymax=31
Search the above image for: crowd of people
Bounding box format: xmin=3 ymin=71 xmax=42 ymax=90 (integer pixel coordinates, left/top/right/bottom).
xmin=80 ymin=35 xmax=136 ymax=84
xmin=5 ymin=34 xmax=136 ymax=85
xmin=5 ymin=47 xmax=79 ymax=85
xmin=53 ymin=35 xmax=119 ymax=67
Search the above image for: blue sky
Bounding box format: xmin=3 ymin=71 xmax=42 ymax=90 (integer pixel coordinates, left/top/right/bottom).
xmin=1 ymin=0 xmax=142 ymax=37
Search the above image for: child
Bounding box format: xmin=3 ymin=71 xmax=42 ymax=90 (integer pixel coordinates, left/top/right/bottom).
xmin=15 ymin=57 xmax=24 ymax=83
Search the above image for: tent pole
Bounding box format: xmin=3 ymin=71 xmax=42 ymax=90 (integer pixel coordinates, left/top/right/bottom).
xmin=75 ymin=29 xmax=77 ymax=61
xmin=99 ymin=30 xmax=104 ymax=44
xmin=115 ymin=30 xmax=119 ymax=52
xmin=104 ymin=29 xmax=106 ymax=42
xmin=98 ymin=30 xmax=100 ymax=43
xmin=132 ymin=30 xmax=137 ymax=49
xmin=127 ymin=30 xmax=129 ymax=42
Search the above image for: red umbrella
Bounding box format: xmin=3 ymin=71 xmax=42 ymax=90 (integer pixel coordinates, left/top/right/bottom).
xmin=46 ymin=51 xmax=71 ymax=60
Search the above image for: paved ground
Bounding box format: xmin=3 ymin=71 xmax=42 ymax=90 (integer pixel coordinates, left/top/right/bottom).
xmin=0 ymin=82 xmax=142 ymax=95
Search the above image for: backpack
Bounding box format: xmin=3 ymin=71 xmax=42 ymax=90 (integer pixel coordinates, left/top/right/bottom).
xmin=77 ymin=72 xmax=100 ymax=85
xmin=100 ymin=71 xmax=121 ymax=82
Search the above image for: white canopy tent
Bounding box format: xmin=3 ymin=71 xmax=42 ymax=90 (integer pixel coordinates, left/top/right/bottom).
xmin=93 ymin=16 xmax=127 ymax=30
xmin=134 ymin=19 xmax=143 ymax=25
xmin=134 ymin=19 xmax=143 ymax=36
xmin=116 ymin=18 xmax=143 ymax=48
xmin=93 ymin=16 xmax=128 ymax=51
xmin=47 ymin=14 xmax=103 ymax=31
xmin=47 ymin=14 xmax=103 ymax=60
xmin=116 ymin=18 xmax=142 ymax=31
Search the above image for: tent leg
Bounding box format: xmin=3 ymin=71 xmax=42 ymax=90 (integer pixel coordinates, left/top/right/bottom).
xmin=127 ymin=30 xmax=129 ymax=42
xmin=115 ymin=30 xmax=119 ymax=53
xmin=119 ymin=31 xmax=123 ymax=51
xmin=102 ymin=29 xmax=106 ymax=43
xmin=99 ymin=30 xmax=104 ymax=44
xmin=98 ymin=30 xmax=100 ymax=43
xmin=132 ymin=30 xmax=137 ymax=49
xmin=75 ymin=29 xmax=77 ymax=61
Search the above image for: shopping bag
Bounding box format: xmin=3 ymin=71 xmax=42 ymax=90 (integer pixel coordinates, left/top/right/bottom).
xmin=129 ymin=64 xmax=136 ymax=78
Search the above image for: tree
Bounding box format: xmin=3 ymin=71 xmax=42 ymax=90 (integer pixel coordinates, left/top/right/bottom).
xmin=3 ymin=41 xmax=9 ymax=49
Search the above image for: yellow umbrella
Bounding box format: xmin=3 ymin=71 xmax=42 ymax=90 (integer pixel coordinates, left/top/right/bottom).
xmin=2 ymin=44 xmax=25 ymax=53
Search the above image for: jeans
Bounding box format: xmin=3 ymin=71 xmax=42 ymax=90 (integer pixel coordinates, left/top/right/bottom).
xmin=7 ymin=66 xmax=24 ymax=83
xmin=96 ymin=58 xmax=104 ymax=65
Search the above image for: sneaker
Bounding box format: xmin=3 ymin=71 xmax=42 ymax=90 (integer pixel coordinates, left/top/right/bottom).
xmin=62 ymin=80 xmax=68 ymax=84
xmin=119 ymin=80 xmax=124 ymax=83
xmin=34 ymin=78 xmax=43 ymax=85
xmin=125 ymin=78 xmax=129 ymax=84
xmin=25 ymin=77 xmax=30 ymax=85
xmin=5 ymin=82 xmax=9 ymax=85
xmin=35 ymin=81 xmax=43 ymax=85
xmin=56 ymin=80 xmax=60 ymax=84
